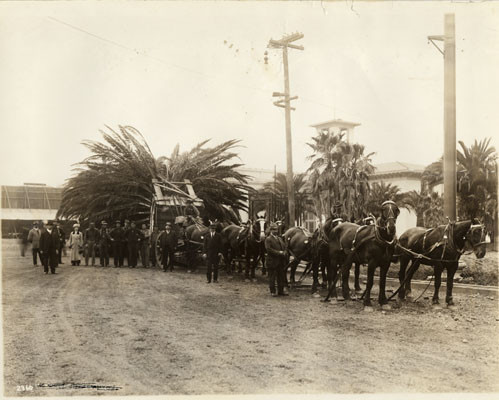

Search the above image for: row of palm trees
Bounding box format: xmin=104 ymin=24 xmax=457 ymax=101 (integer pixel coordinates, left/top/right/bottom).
xmin=59 ymin=126 xmax=497 ymax=239
xmin=257 ymin=131 xmax=497 ymax=234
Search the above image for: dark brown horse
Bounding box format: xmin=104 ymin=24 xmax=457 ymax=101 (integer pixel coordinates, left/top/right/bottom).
xmin=396 ymin=220 xmax=487 ymax=308
xmin=221 ymin=223 xmax=247 ymax=274
xmin=221 ymin=218 xmax=267 ymax=280
xmin=283 ymin=220 xmax=336 ymax=294
xmin=325 ymin=201 xmax=400 ymax=311
xmin=184 ymin=219 xmax=210 ymax=270
xmin=244 ymin=217 xmax=267 ymax=280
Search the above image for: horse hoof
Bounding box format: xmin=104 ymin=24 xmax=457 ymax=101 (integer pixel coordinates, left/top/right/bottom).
xmin=381 ymin=304 xmax=392 ymax=311
xmin=312 ymin=292 xmax=321 ymax=298
xmin=363 ymin=306 xmax=374 ymax=313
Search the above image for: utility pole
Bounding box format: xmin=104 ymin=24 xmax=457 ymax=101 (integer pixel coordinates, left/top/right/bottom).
xmin=428 ymin=14 xmax=456 ymax=221
xmin=268 ymin=32 xmax=304 ymax=228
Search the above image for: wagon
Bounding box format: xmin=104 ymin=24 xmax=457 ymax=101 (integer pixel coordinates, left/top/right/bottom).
xmin=149 ymin=179 xmax=205 ymax=267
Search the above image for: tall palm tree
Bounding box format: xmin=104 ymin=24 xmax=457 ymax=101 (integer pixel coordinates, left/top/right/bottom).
xmin=307 ymin=130 xmax=374 ymax=221
xmin=422 ymin=138 xmax=497 ymax=235
xmin=456 ymin=138 xmax=497 ymax=221
xmin=260 ymin=172 xmax=310 ymax=224
xmin=57 ymin=125 xmax=253 ymax=224
xmin=403 ymin=190 xmax=445 ymax=227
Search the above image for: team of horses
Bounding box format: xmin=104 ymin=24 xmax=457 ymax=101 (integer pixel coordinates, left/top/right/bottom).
xmin=176 ymin=201 xmax=488 ymax=312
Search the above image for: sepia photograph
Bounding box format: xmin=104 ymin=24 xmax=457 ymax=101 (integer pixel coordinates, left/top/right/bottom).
xmin=1 ymin=1 xmax=498 ymax=398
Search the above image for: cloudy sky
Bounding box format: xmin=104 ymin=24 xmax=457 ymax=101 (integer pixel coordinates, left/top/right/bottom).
xmin=1 ymin=1 xmax=498 ymax=187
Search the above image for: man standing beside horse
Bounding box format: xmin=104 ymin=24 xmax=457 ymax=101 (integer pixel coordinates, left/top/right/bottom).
xmin=265 ymin=222 xmax=288 ymax=297
xmin=160 ymin=222 xmax=177 ymax=272
xmin=203 ymin=223 xmax=223 ymax=283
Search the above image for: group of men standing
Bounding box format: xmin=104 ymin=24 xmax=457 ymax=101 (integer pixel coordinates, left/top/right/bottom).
xmin=83 ymin=220 xmax=159 ymax=269
xmin=24 ymin=216 xmax=290 ymax=298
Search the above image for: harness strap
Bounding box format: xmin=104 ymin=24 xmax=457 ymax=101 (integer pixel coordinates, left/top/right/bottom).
xmin=351 ymin=225 xmax=370 ymax=251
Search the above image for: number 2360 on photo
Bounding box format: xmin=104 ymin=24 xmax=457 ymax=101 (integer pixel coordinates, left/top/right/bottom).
xmin=17 ymin=385 xmax=33 ymax=392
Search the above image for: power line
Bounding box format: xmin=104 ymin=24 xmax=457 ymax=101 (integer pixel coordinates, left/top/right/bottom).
xmin=46 ymin=16 xmax=337 ymax=112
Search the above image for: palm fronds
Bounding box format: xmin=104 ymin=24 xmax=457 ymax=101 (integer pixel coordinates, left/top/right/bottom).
xmin=57 ymin=126 xmax=253 ymax=224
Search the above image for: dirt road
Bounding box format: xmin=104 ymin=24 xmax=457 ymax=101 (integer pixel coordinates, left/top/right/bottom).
xmin=3 ymin=241 xmax=499 ymax=396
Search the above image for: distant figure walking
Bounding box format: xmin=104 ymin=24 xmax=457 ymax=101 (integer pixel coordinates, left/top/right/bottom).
xmin=19 ymin=226 xmax=29 ymax=257
xmin=69 ymin=224 xmax=83 ymax=266
xmin=39 ymin=220 xmax=59 ymax=274
xmin=27 ymin=221 xmax=41 ymax=266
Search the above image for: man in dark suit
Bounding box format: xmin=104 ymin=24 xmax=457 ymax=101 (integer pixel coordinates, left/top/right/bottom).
xmin=84 ymin=222 xmax=100 ymax=266
xmin=99 ymin=221 xmax=111 ymax=267
xmin=110 ymin=220 xmax=124 ymax=267
xmin=264 ymin=223 xmax=288 ymax=297
xmin=55 ymin=220 xmax=66 ymax=264
xmin=160 ymin=222 xmax=177 ymax=272
xmin=126 ymin=221 xmax=143 ymax=268
xmin=39 ymin=220 xmax=59 ymax=274
xmin=203 ymin=223 xmax=223 ymax=283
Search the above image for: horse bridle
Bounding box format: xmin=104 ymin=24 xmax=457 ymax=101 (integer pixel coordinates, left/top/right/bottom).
xmin=249 ymin=218 xmax=266 ymax=243
xmin=370 ymin=201 xmax=399 ymax=247
xmin=379 ymin=200 xmax=399 ymax=227
xmin=464 ymin=224 xmax=488 ymax=250
xmin=440 ymin=221 xmax=486 ymax=256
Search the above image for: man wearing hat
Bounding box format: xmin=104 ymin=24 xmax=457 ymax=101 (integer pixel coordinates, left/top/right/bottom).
xmin=203 ymin=222 xmax=223 ymax=283
xmin=110 ymin=220 xmax=125 ymax=267
xmin=140 ymin=223 xmax=151 ymax=268
xmin=55 ymin=220 xmax=66 ymax=264
xmin=160 ymin=222 xmax=177 ymax=272
xmin=264 ymin=222 xmax=288 ymax=297
xmin=83 ymin=222 xmax=100 ymax=266
xmin=184 ymin=199 xmax=200 ymax=225
xmin=99 ymin=221 xmax=111 ymax=267
xmin=39 ymin=220 xmax=59 ymax=274
xmin=27 ymin=221 xmax=42 ymax=266
xmin=126 ymin=221 xmax=143 ymax=268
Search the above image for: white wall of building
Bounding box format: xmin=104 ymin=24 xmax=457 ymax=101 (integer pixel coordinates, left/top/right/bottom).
xmin=397 ymin=207 xmax=417 ymax=236
xmin=370 ymin=176 xmax=421 ymax=193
